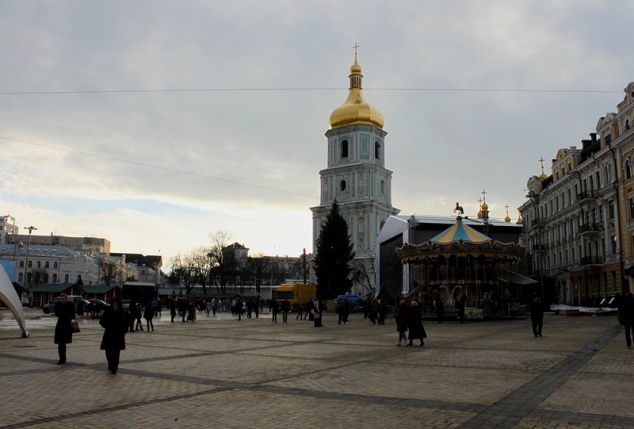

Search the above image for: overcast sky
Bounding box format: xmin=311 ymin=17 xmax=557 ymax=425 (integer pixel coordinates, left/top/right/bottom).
xmin=1 ymin=1 xmax=633 ymax=268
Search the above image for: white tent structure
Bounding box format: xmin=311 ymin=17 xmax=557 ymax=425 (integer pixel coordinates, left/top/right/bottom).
xmin=0 ymin=264 xmax=29 ymax=337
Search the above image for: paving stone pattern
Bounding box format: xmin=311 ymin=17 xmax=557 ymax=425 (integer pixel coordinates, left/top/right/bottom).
xmin=0 ymin=310 xmax=633 ymax=428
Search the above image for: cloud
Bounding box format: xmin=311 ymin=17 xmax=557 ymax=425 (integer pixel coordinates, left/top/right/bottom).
xmin=1 ymin=0 xmax=633 ymax=268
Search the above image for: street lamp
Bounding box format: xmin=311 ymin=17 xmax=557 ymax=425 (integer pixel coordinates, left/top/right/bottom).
xmin=23 ymin=226 xmax=37 ymax=306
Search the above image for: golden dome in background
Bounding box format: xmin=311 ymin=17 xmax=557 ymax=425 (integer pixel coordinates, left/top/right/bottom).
xmin=329 ymin=54 xmax=384 ymax=130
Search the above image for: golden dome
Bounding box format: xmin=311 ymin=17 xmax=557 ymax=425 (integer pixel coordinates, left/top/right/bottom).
xmin=481 ymin=202 xmax=488 ymax=210
xmin=504 ymin=214 xmax=511 ymax=223
xmin=329 ymin=55 xmax=384 ymax=130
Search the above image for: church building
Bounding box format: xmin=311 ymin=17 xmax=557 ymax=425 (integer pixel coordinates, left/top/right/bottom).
xmin=311 ymin=52 xmax=400 ymax=295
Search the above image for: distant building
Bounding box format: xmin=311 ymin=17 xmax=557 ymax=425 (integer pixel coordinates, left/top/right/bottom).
xmin=110 ymin=253 xmax=163 ymax=284
xmin=0 ymin=215 xmax=19 ymax=244
xmin=6 ymin=233 xmax=111 ymax=255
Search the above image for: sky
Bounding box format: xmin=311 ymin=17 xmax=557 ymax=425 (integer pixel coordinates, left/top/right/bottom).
xmin=1 ymin=1 xmax=633 ymax=269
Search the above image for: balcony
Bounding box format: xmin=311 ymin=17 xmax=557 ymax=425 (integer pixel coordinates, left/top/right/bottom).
xmin=531 ymin=244 xmax=549 ymax=253
xmin=577 ymin=190 xmax=598 ymax=204
xmin=579 ymin=223 xmax=602 ymax=235
xmin=580 ymin=256 xmax=604 ymax=266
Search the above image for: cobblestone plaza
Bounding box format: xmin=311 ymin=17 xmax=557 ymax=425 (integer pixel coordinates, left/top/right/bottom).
xmin=1 ymin=310 xmax=633 ymax=428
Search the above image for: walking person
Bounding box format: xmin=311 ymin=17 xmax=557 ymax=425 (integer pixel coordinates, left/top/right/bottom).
xmin=435 ymin=294 xmax=445 ymax=324
xmin=281 ymin=299 xmax=290 ymax=323
xmin=54 ymin=294 xmax=76 ymax=364
xmin=406 ymin=300 xmax=427 ymax=347
xmin=313 ymin=299 xmax=324 ymax=327
xmin=271 ymin=300 xmax=279 ymax=323
xmin=529 ymin=295 xmax=544 ymax=337
xmin=144 ymin=300 xmax=154 ymax=331
xmin=617 ymin=292 xmax=634 ymax=349
xmin=99 ymin=296 xmax=128 ymax=375
xmin=456 ymin=295 xmax=466 ymax=324
xmin=395 ymin=300 xmax=408 ymax=346
xmin=169 ymin=296 xmax=177 ymax=323
xmin=133 ymin=302 xmax=144 ymax=331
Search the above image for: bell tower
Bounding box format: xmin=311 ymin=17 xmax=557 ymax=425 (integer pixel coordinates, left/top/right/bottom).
xmin=311 ymin=51 xmax=399 ymax=291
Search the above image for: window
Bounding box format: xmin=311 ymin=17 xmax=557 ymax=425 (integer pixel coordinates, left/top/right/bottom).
xmin=19 ymin=260 xmax=24 ymax=268
xmin=380 ymin=180 xmax=385 ymax=194
xmin=45 ymin=261 xmax=49 ymax=269
xmin=341 ymin=140 xmax=349 ymax=158
xmin=611 ymin=235 xmax=617 ymax=255
xmin=52 ymin=274 xmax=58 ymax=284
xmin=612 ymin=271 xmax=617 ymax=292
xmin=375 ymin=141 xmax=380 ymax=159
xmin=53 ymin=261 xmax=58 ymax=269
xmin=340 ymin=180 xmax=347 ymax=191
xmin=626 ymin=159 xmax=632 ymax=179
xmin=28 ymin=261 xmax=32 ymax=268
xmin=64 ymin=274 xmax=69 ymax=284
xmin=36 ymin=261 xmax=41 ymax=269
xmin=609 ymin=200 xmax=615 ymax=220
xmin=630 ymin=198 xmax=634 ymax=219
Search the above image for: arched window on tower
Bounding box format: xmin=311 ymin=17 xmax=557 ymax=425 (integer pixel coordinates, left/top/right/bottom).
xmin=341 ymin=140 xmax=349 ymax=158
xmin=625 ymin=159 xmax=632 ymax=180
xmin=375 ymin=141 xmax=380 ymax=159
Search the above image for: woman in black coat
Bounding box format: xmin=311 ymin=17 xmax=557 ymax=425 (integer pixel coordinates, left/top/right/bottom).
xmin=395 ymin=300 xmax=408 ymax=346
xmin=99 ymin=297 xmax=128 ymax=374
xmin=54 ymin=294 xmax=76 ymax=364
xmin=406 ymin=300 xmax=427 ymax=347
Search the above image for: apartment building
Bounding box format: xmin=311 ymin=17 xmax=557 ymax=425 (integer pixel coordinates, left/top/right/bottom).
xmin=519 ymin=81 xmax=634 ymax=305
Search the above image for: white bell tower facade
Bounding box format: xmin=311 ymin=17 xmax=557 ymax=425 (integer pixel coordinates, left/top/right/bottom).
xmin=311 ymin=52 xmax=400 ymax=293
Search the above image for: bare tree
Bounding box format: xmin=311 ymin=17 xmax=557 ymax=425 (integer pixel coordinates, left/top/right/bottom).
xmin=168 ymin=253 xmax=198 ymax=294
xmin=207 ymin=231 xmax=235 ymax=294
xmin=352 ymin=255 xmax=377 ymax=297
xmin=248 ymin=252 xmax=268 ymax=294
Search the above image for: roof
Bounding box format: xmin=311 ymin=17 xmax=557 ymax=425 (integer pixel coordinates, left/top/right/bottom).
xmin=391 ymin=214 xmax=520 ymax=228
xmin=82 ymin=284 xmax=121 ymax=294
xmin=31 ymin=284 xmax=82 ymax=293
xmin=429 ymin=218 xmax=491 ymax=243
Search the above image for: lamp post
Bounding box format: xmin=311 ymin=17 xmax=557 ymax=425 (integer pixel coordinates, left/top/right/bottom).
xmin=526 ymin=192 xmax=545 ymax=299
xmin=23 ymin=226 xmax=37 ymax=306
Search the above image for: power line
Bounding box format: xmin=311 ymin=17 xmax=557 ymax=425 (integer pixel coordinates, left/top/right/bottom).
xmin=0 ymin=136 xmax=318 ymax=199
xmin=0 ymin=87 xmax=622 ymax=96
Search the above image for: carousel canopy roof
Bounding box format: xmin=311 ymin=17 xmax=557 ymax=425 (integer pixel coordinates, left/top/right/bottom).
xmin=395 ymin=217 xmax=525 ymax=264
xmin=429 ymin=218 xmax=491 ymax=243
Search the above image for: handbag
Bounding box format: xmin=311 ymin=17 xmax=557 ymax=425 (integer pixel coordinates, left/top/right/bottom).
xmin=70 ymin=319 xmax=81 ymax=333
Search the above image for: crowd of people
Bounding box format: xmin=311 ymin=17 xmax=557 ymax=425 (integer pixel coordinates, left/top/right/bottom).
xmin=51 ymin=289 xmax=634 ymax=377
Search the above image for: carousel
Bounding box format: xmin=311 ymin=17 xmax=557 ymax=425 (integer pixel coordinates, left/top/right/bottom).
xmin=395 ymin=216 xmax=527 ymax=319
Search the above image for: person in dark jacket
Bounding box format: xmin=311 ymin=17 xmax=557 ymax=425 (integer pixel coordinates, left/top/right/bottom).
xmin=617 ymin=292 xmax=634 ymax=349
xmin=99 ymin=296 xmax=128 ymax=375
xmin=395 ymin=300 xmax=408 ymax=346
xmin=406 ymin=300 xmax=427 ymax=347
xmin=529 ymin=295 xmax=544 ymax=337
xmin=143 ymin=300 xmax=155 ymax=331
xmin=54 ymin=294 xmax=76 ymax=364
xmin=435 ymin=295 xmax=445 ymax=324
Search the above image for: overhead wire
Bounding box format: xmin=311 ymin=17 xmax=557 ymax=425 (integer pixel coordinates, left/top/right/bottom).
xmin=0 ymin=87 xmax=623 ymax=95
